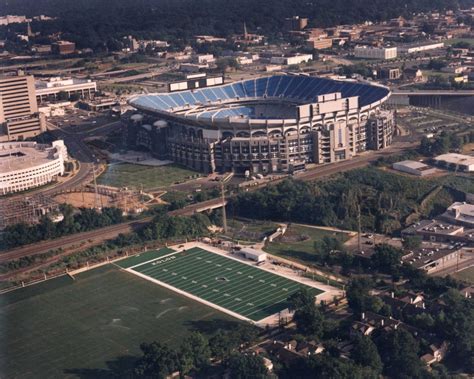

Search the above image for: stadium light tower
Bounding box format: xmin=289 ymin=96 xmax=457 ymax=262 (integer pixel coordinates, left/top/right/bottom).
xmin=220 ymin=172 xmax=234 ymax=234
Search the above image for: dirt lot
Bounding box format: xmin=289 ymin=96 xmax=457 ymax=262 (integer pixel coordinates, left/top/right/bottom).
xmin=54 ymin=192 xmax=114 ymax=208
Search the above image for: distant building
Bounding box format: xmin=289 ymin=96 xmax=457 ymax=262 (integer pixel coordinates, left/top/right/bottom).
xmin=378 ymin=67 xmax=401 ymax=80
xmin=433 ymin=153 xmax=474 ymax=172
xmin=398 ymin=42 xmax=445 ymax=54
xmin=35 ymin=77 xmax=97 ymax=102
xmin=52 ymin=41 xmax=76 ymax=55
xmin=270 ymin=54 xmax=313 ymax=65
xmin=441 ymin=202 xmax=474 ymax=228
xmin=392 ymin=160 xmax=437 ymax=176
xmin=284 ymin=16 xmax=308 ymax=31
xmin=0 ymin=73 xmax=46 ymax=142
xmin=0 ymin=15 xmax=28 ymax=26
xmin=354 ymin=46 xmax=397 ymax=60
xmin=306 ymin=38 xmax=333 ymax=50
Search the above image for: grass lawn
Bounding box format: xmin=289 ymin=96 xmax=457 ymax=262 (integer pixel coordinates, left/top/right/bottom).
xmin=226 ymin=218 xmax=278 ymax=243
xmin=128 ymin=247 xmax=322 ymax=321
xmin=452 ymin=266 xmax=474 ymax=285
xmin=264 ymin=224 xmax=350 ymax=265
xmin=0 ymin=264 xmax=238 ymax=379
xmin=97 ymin=162 xmax=200 ymax=190
xmin=444 ymin=38 xmax=474 ymax=46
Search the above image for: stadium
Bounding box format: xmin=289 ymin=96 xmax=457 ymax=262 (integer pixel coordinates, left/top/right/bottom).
xmin=127 ymin=75 xmax=394 ymax=174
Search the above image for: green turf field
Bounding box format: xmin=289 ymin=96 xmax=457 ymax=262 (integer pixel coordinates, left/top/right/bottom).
xmin=97 ymin=162 xmax=199 ymax=189
xmin=0 ymin=264 xmax=238 ymax=379
xmin=126 ymin=247 xmax=322 ymax=321
xmin=116 ymin=247 xmax=175 ymax=269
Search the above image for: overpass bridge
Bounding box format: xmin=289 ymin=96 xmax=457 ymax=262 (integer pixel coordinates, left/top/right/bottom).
xmin=389 ymin=89 xmax=474 ymax=108
xmin=169 ymin=198 xmax=228 ymax=217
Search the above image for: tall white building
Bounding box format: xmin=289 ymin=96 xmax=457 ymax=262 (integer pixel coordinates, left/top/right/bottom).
xmin=354 ymin=46 xmax=397 ymax=60
xmin=0 ymin=73 xmax=46 ymax=142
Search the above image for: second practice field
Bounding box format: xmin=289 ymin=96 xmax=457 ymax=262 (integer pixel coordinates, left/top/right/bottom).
xmin=125 ymin=247 xmax=322 ymax=321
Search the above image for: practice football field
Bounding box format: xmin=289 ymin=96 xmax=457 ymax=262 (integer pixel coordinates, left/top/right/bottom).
xmin=122 ymin=246 xmax=322 ymax=321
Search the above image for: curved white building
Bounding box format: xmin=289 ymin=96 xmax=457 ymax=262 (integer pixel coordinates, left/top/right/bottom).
xmin=0 ymin=140 xmax=68 ymax=195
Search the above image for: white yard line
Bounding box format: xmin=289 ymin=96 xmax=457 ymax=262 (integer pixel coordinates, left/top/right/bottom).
xmin=125 ymin=267 xmax=257 ymax=324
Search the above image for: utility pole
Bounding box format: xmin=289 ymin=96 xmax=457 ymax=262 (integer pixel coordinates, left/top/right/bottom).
xmin=357 ymin=204 xmax=362 ymax=252
xmin=220 ymin=172 xmax=234 ymax=235
xmin=92 ymin=163 xmax=99 ymax=209
xmin=221 ymin=179 xmax=227 ymax=234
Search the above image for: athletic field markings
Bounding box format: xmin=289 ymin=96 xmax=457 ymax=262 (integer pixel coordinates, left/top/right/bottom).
xmin=124 ymin=247 xmax=322 ymax=321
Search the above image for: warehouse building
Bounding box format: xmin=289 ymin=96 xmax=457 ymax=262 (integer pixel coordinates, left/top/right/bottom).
xmin=433 ymin=153 xmax=474 ymax=172
xmin=392 ymin=160 xmax=437 ymax=176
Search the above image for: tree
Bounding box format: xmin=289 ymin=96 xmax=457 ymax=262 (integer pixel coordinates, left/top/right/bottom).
xmin=402 ymin=235 xmax=422 ymax=250
xmin=134 ymin=342 xmax=179 ymax=378
xmin=351 ymin=335 xmax=383 ymax=374
xmin=346 ymin=277 xmax=374 ymax=314
xmin=288 ymin=288 xmax=324 ymax=337
xmin=370 ymin=244 xmax=402 ymax=273
xmin=226 ymin=353 xmax=268 ymax=379
xmin=376 ymin=329 xmax=427 ymax=379
xmin=179 ymin=332 xmax=211 ymax=370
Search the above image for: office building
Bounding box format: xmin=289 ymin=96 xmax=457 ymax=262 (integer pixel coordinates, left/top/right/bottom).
xmin=35 ymin=77 xmax=97 ymax=102
xmin=0 ymin=73 xmax=46 ymax=142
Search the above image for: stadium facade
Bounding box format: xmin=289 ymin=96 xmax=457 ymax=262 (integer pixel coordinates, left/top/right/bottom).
xmin=126 ymin=75 xmax=394 ymax=174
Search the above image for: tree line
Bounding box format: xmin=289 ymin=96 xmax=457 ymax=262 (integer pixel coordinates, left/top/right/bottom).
xmin=0 ymin=0 xmax=466 ymax=51
xmin=0 ymin=205 xmax=124 ymax=250
xmin=229 ymin=168 xmax=473 ymax=235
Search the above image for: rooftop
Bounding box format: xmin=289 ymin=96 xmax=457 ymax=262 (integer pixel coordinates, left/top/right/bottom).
xmin=434 ymin=153 xmax=474 ymax=166
xmin=0 ymin=141 xmax=63 ymax=173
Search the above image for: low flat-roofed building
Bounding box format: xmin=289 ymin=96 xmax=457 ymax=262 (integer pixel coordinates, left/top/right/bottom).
xmin=35 ymin=77 xmax=97 ymax=102
xmin=402 ymin=219 xmax=474 ymax=244
xmin=433 ymin=153 xmax=474 ymax=172
xmin=398 ymin=42 xmax=445 ymax=54
xmin=393 ymin=160 xmax=437 ymax=176
xmin=402 ymin=247 xmax=461 ymax=273
xmin=239 ymin=247 xmax=267 ymax=263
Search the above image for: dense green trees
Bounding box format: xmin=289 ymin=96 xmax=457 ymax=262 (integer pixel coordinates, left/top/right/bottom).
xmin=370 ymin=244 xmax=403 ymax=273
xmin=279 ymin=354 xmax=380 ymax=379
xmin=134 ymin=325 xmax=259 ymax=377
xmin=230 ymin=168 xmax=474 ymax=235
xmin=0 ymin=0 xmax=464 ymax=50
xmin=226 ymin=353 xmax=269 ymax=379
xmin=0 ymin=205 xmax=124 ymax=249
xmin=351 ymin=335 xmax=383 ymax=374
xmin=419 ymin=131 xmax=463 ymax=156
xmin=288 ymin=288 xmax=325 ymax=337
xmin=376 ymin=329 xmax=428 ymax=379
